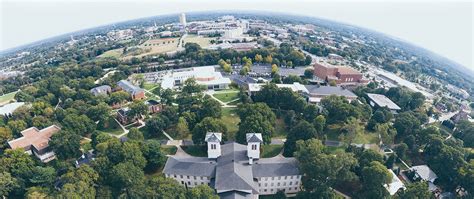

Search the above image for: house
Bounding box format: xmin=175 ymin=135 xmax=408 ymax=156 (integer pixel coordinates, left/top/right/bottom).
xmin=145 ymin=99 xmax=163 ymax=113
xmin=74 ymin=151 xmax=96 ymax=168
xmin=117 ymin=80 xmax=145 ymax=100
xmin=313 ymin=62 xmax=368 ymax=85
xmin=450 ymin=109 xmax=470 ymax=123
xmin=161 ymin=66 xmax=231 ymax=90
xmin=90 ymin=85 xmax=112 ymax=96
xmin=384 ymin=169 xmax=406 ymax=196
xmin=366 ymin=93 xmax=401 ymax=113
xmin=410 ymin=165 xmax=439 ymax=192
xmin=303 ymin=85 xmax=358 ymax=103
xmin=116 ymin=107 xmax=137 ymax=125
xmin=163 ymin=133 xmax=302 ymax=198
xmin=7 ymin=125 xmax=61 ymax=163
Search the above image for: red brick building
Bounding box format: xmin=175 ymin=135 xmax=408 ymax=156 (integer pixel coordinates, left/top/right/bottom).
xmin=313 ymin=62 xmax=368 ymax=85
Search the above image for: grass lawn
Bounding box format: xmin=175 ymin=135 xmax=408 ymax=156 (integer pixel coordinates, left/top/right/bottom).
xmin=213 ymin=92 xmax=239 ymax=103
xmin=221 ymin=107 xmax=240 ymax=140
xmin=143 ymin=82 xmax=159 ymax=91
xmin=325 ymin=145 xmax=347 ymax=154
xmin=262 ymin=144 xmax=283 ymax=158
xmin=273 ymin=119 xmax=288 ymax=138
xmin=98 ymin=48 xmax=123 ymax=58
xmin=353 ymin=132 xmax=379 ymax=144
xmin=161 ymin=145 xmax=177 ymax=155
xmin=181 ymin=145 xmax=207 ymax=157
xmin=0 ymin=91 xmax=18 ymax=105
xmin=80 ymin=138 xmax=92 ymax=152
xmin=97 ymin=117 xmax=124 ymax=135
xmin=183 ymin=35 xmax=215 ymax=48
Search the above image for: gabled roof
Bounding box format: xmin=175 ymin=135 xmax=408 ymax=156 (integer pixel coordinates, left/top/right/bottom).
xmin=219 ymin=190 xmax=253 ymax=199
xmin=215 ymin=143 xmax=258 ymax=194
xmin=163 ymin=156 xmax=217 ymax=177
xmin=304 ymin=85 xmax=357 ymax=98
xmin=90 ymin=85 xmax=111 ymax=95
xmin=411 ymin=165 xmax=438 ymax=182
xmin=252 ymin=157 xmax=299 ymax=177
xmin=246 ymin=133 xmax=263 ymax=143
xmin=384 ymin=169 xmax=405 ymax=195
xmin=117 ymin=80 xmax=144 ymax=95
xmin=205 ymin=132 xmax=222 ymax=143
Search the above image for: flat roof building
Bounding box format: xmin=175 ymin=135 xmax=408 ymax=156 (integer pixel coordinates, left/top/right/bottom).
xmin=161 ymin=66 xmax=231 ymax=90
xmin=367 ymin=93 xmax=401 ymax=113
xmin=8 ymin=125 xmax=61 ymax=163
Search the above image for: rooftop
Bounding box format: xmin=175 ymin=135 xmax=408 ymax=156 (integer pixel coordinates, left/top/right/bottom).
xmin=367 ymin=93 xmax=401 ymax=110
xmin=410 ymin=165 xmax=438 ymax=183
xmin=0 ymin=102 xmax=25 ymax=116
xmin=304 ymin=85 xmax=357 ymax=98
xmin=117 ymin=80 xmax=144 ymax=95
xmin=8 ymin=125 xmax=61 ymax=151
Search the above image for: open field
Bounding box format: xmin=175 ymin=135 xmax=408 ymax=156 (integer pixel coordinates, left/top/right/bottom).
xmin=0 ymin=91 xmax=18 ymax=105
xmin=97 ymin=117 xmax=124 ymax=135
xmin=98 ymin=48 xmax=123 ymax=58
xmin=183 ymin=35 xmax=214 ymax=48
xmin=221 ymin=107 xmax=240 ymax=140
xmin=213 ymin=92 xmax=239 ymax=103
xmin=142 ymin=82 xmax=160 ymax=91
xmin=262 ymin=144 xmax=283 ymax=158
xmin=326 ymin=123 xmax=379 ymax=144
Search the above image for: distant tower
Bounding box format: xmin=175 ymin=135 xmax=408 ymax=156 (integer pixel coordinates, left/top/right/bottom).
xmin=246 ymin=133 xmax=263 ymax=164
xmin=154 ymin=21 xmax=157 ymax=27
xmin=179 ymin=13 xmax=187 ymax=27
xmin=205 ymin=132 xmax=222 ymax=159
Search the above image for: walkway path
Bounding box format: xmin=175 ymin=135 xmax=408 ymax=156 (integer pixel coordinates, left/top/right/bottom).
xmin=205 ymin=90 xmax=239 ymax=108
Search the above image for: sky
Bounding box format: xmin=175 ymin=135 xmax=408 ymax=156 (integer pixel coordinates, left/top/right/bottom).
xmin=1 ymin=0 xmax=473 ymax=70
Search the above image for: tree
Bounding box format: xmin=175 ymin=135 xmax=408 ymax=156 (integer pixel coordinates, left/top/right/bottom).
xmin=360 ymin=161 xmax=392 ymax=198
xmin=62 ymin=114 xmax=96 ymax=136
xmin=271 ymin=64 xmax=279 ymax=77
xmin=160 ymin=89 xmax=175 ymax=105
xmin=375 ymin=123 xmax=397 ymax=145
xmin=0 ymin=172 xmax=19 ymax=197
xmin=393 ymin=112 xmax=421 ymax=139
xmin=110 ymin=162 xmax=145 ymax=196
xmin=127 ymin=127 xmax=144 ymax=141
xmin=175 ymin=117 xmax=190 ymax=138
xmin=141 ymin=140 xmax=166 ymax=171
xmin=394 ymin=143 xmax=408 ymax=159
xmin=304 ymin=68 xmax=314 ymax=79
xmin=283 ymin=120 xmax=318 ymax=157
xmin=145 ymin=115 xmax=170 ymax=137
xmin=339 ymin=117 xmax=364 ymax=144
xmin=145 ymin=176 xmax=187 ymax=199
xmin=236 ymin=103 xmax=276 ymax=144
xmin=109 ymin=91 xmax=130 ymax=105
xmin=358 ymin=149 xmax=384 ymax=169
xmin=313 ymin=115 xmax=326 ymax=133
xmin=49 ymin=130 xmax=82 ymax=160
xmin=396 ymin=181 xmax=432 ymax=199
xmin=7 ymin=120 xmax=27 ymax=136
xmin=188 ymin=185 xmax=219 ymax=199
xmin=0 ymin=127 xmax=12 ymax=150
xmin=182 ymin=78 xmax=204 ymax=94
xmin=198 ymin=96 xmax=222 ymax=119
xmin=30 ymin=166 xmax=56 ymax=186
xmin=453 ymin=121 xmax=474 ymax=147
xmin=128 ymin=100 xmax=148 ymax=119
xmin=329 ymin=80 xmax=337 ymax=86
xmin=254 ymin=54 xmax=263 ymax=63
xmin=295 ymin=139 xmax=357 ymax=197
xmin=87 ymin=102 xmax=111 ymax=123
xmin=192 ymin=117 xmax=227 ymax=145
xmin=0 ymin=149 xmax=35 ymax=179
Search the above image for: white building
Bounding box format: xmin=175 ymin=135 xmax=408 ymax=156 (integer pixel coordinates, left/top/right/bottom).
xmin=161 ymin=66 xmax=231 ymax=90
xmin=384 ymin=169 xmax=406 ymax=195
xmin=179 ymin=13 xmax=187 ymax=27
xmin=163 ymin=133 xmax=302 ymax=198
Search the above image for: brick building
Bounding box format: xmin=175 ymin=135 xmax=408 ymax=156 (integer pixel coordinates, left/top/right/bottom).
xmin=314 ymin=62 xmax=368 ymax=85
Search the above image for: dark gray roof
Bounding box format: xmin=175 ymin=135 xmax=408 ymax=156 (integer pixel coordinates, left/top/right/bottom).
xmin=205 ymin=132 xmax=222 ymax=142
xmin=215 ymin=143 xmax=257 ymax=194
xmin=117 ymin=80 xmax=144 ymax=95
xmin=219 ymin=191 xmax=254 ymax=199
xmin=163 ymin=156 xmax=216 ymax=177
xmin=253 ymin=157 xmax=299 ymax=177
xmin=304 ymin=85 xmax=357 ymax=97
xmin=246 ymin=133 xmax=263 ymax=143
